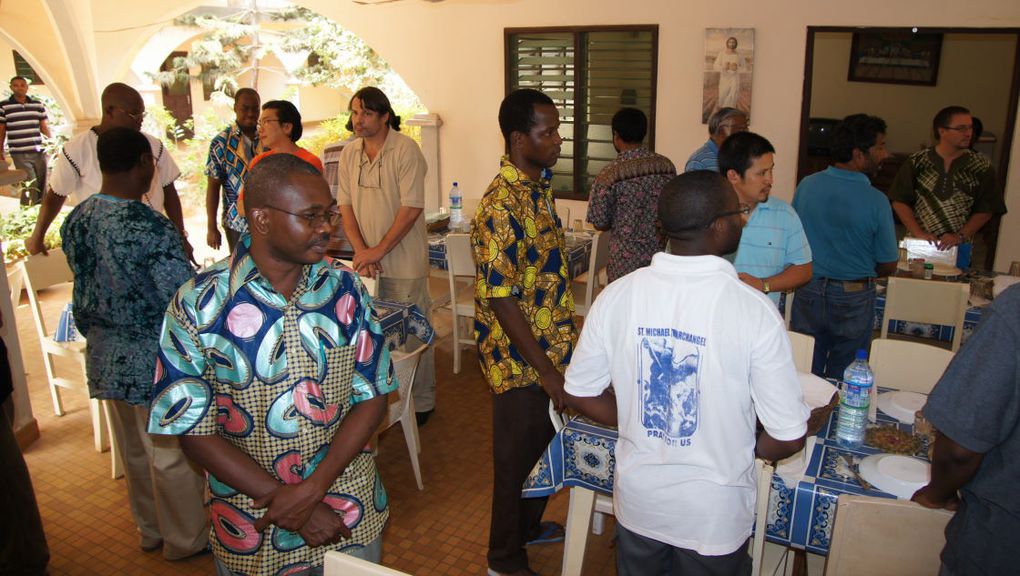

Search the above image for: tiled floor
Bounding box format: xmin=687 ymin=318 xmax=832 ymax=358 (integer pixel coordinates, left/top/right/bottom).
xmin=13 ymin=283 xmax=618 ymax=575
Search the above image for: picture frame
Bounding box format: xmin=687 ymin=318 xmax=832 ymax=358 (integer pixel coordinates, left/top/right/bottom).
xmin=848 ymin=30 xmax=943 ymax=86
xmin=702 ymin=28 xmax=754 ymax=123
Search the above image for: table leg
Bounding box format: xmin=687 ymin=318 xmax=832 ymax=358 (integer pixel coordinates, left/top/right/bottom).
xmin=561 ymin=486 xmax=596 ymax=576
xmin=792 ymin=549 xmax=808 ymax=576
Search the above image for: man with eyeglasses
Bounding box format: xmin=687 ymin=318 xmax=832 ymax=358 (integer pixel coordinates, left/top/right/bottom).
xmin=791 ymin=114 xmax=899 ymax=379
xmin=718 ymin=132 xmax=812 ymax=307
xmin=561 ymin=170 xmax=808 ymax=575
xmin=25 ymin=82 xmax=194 ymax=263
xmin=149 ymin=154 xmax=394 ymax=574
xmin=336 ymin=86 xmax=435 ymax=427
xmin=684 ymin=107 xmax=748 ymax=173
xmin=889 ymin=105 xmax=1006 ymax=266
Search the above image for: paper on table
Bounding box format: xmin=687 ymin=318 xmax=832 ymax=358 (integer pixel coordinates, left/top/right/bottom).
xmin=776 ymin=435 xmax=816 ymax=489
xmin=799 ymin=371 xmax=837 ymax=409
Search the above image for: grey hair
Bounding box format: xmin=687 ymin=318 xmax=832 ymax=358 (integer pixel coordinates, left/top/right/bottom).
xmin=708 ymin=107 xmax=746 ymax=136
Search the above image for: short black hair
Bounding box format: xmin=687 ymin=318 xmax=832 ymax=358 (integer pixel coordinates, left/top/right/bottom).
xmin=933 ymin=105 xmax=970 ymax=142
xmin=498 ymin=89 xmax=555 ymax=145
xmin=831 ymin=114 xmax=887 ymax=163
xmin=347 ymin=87 xmax=401 ymax=132
xmin=244 ymin=154 xmax=321 ymax=211
xmin=97 ymin=127 xmax=151 ymax=174
xmin=972 ymin=116 xmax=984 ymax=143
xmin=659 ymin=171 xmax=732 ymax=236
xmin=10 ymin=76 xmax=28 ymax=84
xmin=262 ymin=100 xmax=303 ymax=142
xmin=612 ymin=108 xmax=647 ymax=144
xmin=717 ymin=131 xmax=775 ymax=178
xmin=234 ymin=87 xmax=259 ymax=103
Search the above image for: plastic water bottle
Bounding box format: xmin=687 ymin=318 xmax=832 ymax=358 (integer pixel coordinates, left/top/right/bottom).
xmin=448 ymin=182 xmax=463 ymax=231
xmin=836 ymin=349 xmax=873 ymax=449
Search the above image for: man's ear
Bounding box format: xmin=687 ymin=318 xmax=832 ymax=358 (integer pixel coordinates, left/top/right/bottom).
xmin=509 ymin=130 xmax=523 ymax=152
xmin=725 ymin=168 xmax=741 ymax=186
xmin=249 ymin=207 xmax=271 ymax=236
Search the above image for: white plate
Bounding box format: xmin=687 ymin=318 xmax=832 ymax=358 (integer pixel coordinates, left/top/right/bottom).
xmin=858 ymin=454 xmax=930 ymax=499
xmin=877 ymin=391 xmax=927 ymax=424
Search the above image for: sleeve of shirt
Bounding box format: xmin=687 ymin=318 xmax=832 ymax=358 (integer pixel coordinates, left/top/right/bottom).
xmin=148 ymin=284 xmax=217 ymax=436
xmin=564 ymin=287 xmax=612 ymax=397
xmin=750 ymin=310 xmax=809 ymax=441
xmin=349 ymin=286 xmax=396 ymax=404
xmin=48 ymin=145 xmax=78 ymax=198
xmin=782 ymin=207 xmax=812 ymax=265
xmin=971 ymin=165 xmax=1006 ymax=215
xmin=873 ymin=196 xmax=900 ymax=263
xmin=585 ymin=181 xmax=614 ymax=229
xmin=397 ymin=142 xmax=427 ymax=209
xmin=205 ymin=134 xmax=227 ymax=180
xmin=684 ymin=158 xmax=706 ymax=173
xmin=147 ymin=219 xmax=197 ymax=305
xmin=154 ymin=140 xmax=182 ymax=188
xmin=473 ymin=194 xmax=524 ymax=301
xmin=924 ymin=288 xmax=1019 ymax=454
xmin=887 ymin=158 xmax=917 ymax=205
xmin=336 ymin=148 xmax=353 ymax=205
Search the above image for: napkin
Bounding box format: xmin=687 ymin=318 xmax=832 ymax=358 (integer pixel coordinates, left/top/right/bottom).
xmin=799 ymin=371 xmax=837 ymax=410
xmin=776 ymin=436 xmax=817 ymax=489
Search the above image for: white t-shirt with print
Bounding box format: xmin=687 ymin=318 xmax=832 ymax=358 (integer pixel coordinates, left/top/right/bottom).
xmin=564 ymin=253 xmax=809 ymax=556
xmin=50 ymin=129 xmax=180 ymax=213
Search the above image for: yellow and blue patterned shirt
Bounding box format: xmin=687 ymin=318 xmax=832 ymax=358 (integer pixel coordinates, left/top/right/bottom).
xmin=148 ymin=236 xmax=394 ymax=575
xmin=471 ymin=157 xmax=578 ymax=394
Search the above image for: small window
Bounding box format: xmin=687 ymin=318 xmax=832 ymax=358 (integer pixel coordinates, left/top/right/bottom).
xmin=12 ymin=51 xmax=43 ymax=85
xmin=506 ymin=26 xmax=658 ymax=199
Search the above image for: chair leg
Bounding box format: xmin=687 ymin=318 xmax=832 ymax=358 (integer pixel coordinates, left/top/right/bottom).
xmin=562 ymin=487 xmax=596 ymax=576
xmin=89 ymin=398 xmax=108 ymax=453
xmin=400 ymin=415 xmax=424 ymax=490
xmin=102 ymin=401 xmax=124 ymax=480
xmin=43 ymin=356 xmax=65 ymax=417
xmin=451 ymin=310 xmax=461 ymax=374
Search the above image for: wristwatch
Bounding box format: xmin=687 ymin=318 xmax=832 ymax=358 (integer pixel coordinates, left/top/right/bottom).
xmin=762 ymin=279 xmax=771 ymax=294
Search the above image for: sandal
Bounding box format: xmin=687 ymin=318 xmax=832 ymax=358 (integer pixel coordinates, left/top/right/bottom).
xmin=526 ymin=521 xmax=565 ymax=545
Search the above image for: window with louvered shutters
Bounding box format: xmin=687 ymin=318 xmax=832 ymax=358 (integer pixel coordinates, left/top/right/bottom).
xmin=506 ymin=26 xmax=658 ymax=200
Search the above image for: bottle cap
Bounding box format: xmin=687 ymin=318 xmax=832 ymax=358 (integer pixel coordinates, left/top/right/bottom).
xmin=924 ymin=263 xmax=934 ymax=269
xmin=855 ymin=349 xmax=867 ymax=360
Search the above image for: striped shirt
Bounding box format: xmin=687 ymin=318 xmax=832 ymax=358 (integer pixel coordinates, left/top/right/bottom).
xmin=0 ymin=95 xmax=47 ymax=153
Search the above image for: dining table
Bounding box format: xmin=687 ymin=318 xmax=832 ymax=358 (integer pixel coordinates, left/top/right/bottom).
xmin=524 ymin=383 xmax=931 ymax=576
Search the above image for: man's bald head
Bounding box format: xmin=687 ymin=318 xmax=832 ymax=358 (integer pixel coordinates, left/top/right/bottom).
xmin=101 ymin=83 xmax=145 ymax=130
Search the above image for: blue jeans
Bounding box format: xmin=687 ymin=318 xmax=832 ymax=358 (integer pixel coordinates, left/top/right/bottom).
xmin=790 ymin=278 xmax=876 ymax=379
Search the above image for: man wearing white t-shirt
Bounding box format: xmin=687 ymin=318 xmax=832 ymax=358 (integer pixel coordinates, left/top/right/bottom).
xmin=564 ymin=170 xmax=809 ymax=575
xmin=25 ymin=83 xmax=193 ymax=261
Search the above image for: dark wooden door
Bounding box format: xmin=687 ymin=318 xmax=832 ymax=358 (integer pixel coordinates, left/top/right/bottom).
xmin=160 ymin=51 xmax=194 ymax=139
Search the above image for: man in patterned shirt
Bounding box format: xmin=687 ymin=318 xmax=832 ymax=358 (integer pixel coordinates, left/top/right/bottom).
xmin=889 ymin=105 xmax=1006 ymax=264
xmin=205 ymin=88 xmax=261 ymax=252
xmin=0 ymin=76 xmax=50 ymax=205
xmin=473 ymin=88 xmax=578 ymax=576
xmin=149 ymin=154 xmax=394 ymax=575
xmin=61 ymin=127 xmax=207 ymax=560
xmin=586 ymin=107 xmax=676 ymax=282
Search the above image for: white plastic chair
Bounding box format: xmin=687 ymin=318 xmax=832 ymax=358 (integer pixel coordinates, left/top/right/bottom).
xmin=379 ymin=342 xmax=428 ymax=490
xmin=787 ymin=330 xmax=815 ymax=374
xmin=445 ymin=233 xmax=476 ymax=374
xmin=882 ymin=277 xmax=969 ymax=351
xmin=869 ymin=338 xmax=954 ymax=395
xmin=751 ymin=459 xmax=776 ymax=576
xmin=824 ymin=494 xmax=953 ymax=576
xmin=323 ymin=551 xmax=412 ymax=576
xmin=18 ymin=250 xmax=121 ymax=478
xmin=572 ymin=230 xmax=611 ymax=317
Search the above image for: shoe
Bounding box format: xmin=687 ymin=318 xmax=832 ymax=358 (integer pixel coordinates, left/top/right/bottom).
xmin=487 ymin=568 xmax=539 ymax=576
xmin=140 ymin=536 xmax=163 ymax=552
xmin=166 ymin=546 xmax=212 ymax=561
xmin=526 ymin=521 xmax=565 ymax=545
xmin=415 ymin=409 xmax=434 ymax=427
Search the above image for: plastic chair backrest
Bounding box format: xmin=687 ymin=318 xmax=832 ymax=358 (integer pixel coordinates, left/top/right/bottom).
xmin=787 ymin=330 xmax=815 ymax=374
xmin=445 ymin=233 xmax=475 ymax=278
xmin=869 ymin=338 xmax=953 ymax=394
xmin=882 ymin=277 xmax=969 ymax=351
xmin=20 ymin=250 xmax=74 ymax=340
xmin=323 ymin=551 xmax=412 ymax=576
xmin=386 ymin=343 xmax=427 ymax=427
xmin=824 ymin=494 xmax=952 ymax=576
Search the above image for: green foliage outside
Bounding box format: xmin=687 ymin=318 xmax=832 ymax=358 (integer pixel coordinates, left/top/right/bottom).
xmin=0 ymin=205 xmax=66 ymax=261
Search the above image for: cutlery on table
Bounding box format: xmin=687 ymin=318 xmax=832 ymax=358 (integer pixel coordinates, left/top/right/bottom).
xmin=840 ymin=454 xmax=873 ymax=491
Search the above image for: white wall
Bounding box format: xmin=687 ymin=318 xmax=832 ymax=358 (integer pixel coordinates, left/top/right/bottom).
xmin=302 ymin=0 xmax=1020 ymax=270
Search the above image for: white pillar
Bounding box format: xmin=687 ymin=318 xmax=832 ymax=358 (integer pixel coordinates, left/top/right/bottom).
xmin=406 ymin=113 xmax=443 ymax=213
xmin=1 ymin=253 xmax=39 ymax=448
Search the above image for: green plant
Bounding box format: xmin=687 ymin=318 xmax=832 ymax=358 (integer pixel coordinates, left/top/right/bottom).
xmin=0 ymin=205 xmax=67 ymax=261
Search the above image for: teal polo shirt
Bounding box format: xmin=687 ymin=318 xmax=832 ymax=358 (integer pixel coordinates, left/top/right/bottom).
xmin=792 ymin=166 xmax=899 ymax=281
xmin=733 ymin=197 xmax=812 ymax=304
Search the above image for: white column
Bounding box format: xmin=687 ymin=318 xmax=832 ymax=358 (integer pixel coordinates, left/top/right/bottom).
xmin=406 ymin=113 xmax=443 ymax=213
xmin=1 ymin=256 xmax=39 ymax=447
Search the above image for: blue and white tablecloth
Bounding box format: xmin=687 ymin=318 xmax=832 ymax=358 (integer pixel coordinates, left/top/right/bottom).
xmin=524 ymin=385 xmax=926 ymax=555
xmin=372 ymin=298 xmax=435 ymax=350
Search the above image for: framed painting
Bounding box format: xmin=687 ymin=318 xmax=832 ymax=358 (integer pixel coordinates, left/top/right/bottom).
xmin=702 ymin=28 xmax=754 ymax=123
xmin=848 ymin=30 xmax=942 ymax=86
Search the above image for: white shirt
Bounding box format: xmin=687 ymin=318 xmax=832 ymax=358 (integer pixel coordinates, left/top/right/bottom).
xmin=50 ymin=129 xmax=180 ymax=213
xmin=564 ymin=253 xmax=809 ymax=555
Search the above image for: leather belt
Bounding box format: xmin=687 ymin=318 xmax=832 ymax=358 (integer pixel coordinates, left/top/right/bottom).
xmin=822 ymin=277 xmax=875 ymax=293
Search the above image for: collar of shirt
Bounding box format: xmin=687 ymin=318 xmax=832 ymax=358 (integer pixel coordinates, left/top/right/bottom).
xmin=497 ymin=155 xmax=556 ymax=215
xmin=2 ymin=94 xmax=38 ymax=105
xmin=650 ymin=252 xmax=739 ymax=277
xmin=823 ymin=165 xmax=872 ymax=184
xmin=228 ymin=235 xmax=329 ymax=305
xmin=354 ymin=128 xmax=400 ymax=168
xmin=617 ymin=146 xmax=651 ymax=161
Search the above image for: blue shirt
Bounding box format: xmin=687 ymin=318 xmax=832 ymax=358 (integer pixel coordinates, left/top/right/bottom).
xmin=733 ymin=197 xmax=812 ymax=304
xmin=206 ymin=124 xmax=261 ymax=233
xmin=793 ymin=166 xmax=898 ymax=280
xmin=684 ymin=139 xmax=719 ymax=173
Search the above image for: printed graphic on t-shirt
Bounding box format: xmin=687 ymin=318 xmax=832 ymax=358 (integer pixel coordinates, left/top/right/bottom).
xmin=638 ymin=328 xmax=706 ymax=445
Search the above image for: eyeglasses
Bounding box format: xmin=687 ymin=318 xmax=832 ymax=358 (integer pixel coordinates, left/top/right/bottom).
xmin=943 ymin=124 xmax=973 ymax=133
xmin=719 ymin=122 xmax=750 ymax=132
xmin=668 ymin=203 xmax=751 ymax=233
xmin=264 ymin=205 xmax=341 ymax=228
xmin=115 ymin=106 xmax=146 ymax=122
xmin=257 ymin=118 xmax=281 ymax=127
xmin=357 ymin=160 xmax=382 ymax=190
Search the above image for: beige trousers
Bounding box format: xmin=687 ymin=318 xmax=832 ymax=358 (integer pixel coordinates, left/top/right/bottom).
xmin=107 ymin=400 xmax=209 ymax=559
xmin=378 ymin=276 xmax=436 ymax=412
